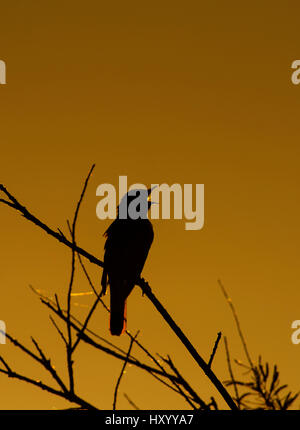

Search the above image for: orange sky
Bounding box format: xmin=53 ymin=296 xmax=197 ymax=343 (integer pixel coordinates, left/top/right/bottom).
xmin=0 ymin=1 xmax=300 ymax=409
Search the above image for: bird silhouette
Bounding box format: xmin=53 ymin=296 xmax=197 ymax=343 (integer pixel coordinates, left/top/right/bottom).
xmin=101 ymin=187 xmax=155 ymax=335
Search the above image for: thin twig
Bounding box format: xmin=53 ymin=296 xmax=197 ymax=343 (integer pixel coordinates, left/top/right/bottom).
xmin=65 ymin=164 xmax=95 ymax=393
xmin=71 ymin=250 xmax=104 ymax=353
xmin=224 ymin=336 xmax=241 ymax=409
xmin=66 ymin=223 xmax=75 ymax=393
xmin=30 ymin=284 xmax=130 ymax=356
xmin=209 ymin=396 xmax=219 ymax=410
xmin=0 ymin=365 xmax=97 ymax=410
xmin=126 ymin=336 xmax=188 ymax=398
xmin=49 ymin=316 xmax=67 ymax=345
xmin=30 ymin=337 xmax=68 ymax=393
xmin=124 ymin=393 xmax=140 ymax=410
xmin=0 ymin=356 xmax=12 ymax=373
xmin=159 ymin=354 xmax=208 ymax=410
xmin=113 ymin=332 xmax=139 ymax=410
xmin=41 ymin=296 xmax=180 ymax=382
xmin=162 ymin=356 xmax=197 ymax=409
xmin=0 ymin=335 xmax=98 ymax=410
xmin=219 ymin=280 xmax=253 ymax=369
xmin=208 ymin=332 xmax=222 ymax=368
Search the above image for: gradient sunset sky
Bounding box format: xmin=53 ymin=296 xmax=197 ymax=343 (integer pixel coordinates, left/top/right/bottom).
xmin=0 ymin=1 xmax=300 ymax=409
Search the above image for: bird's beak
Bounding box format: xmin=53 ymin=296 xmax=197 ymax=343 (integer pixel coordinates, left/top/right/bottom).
xmin=147 ymin=185 xmax=157 ymax=196
xmin=147 ymin=186 xmax=158 ymax=204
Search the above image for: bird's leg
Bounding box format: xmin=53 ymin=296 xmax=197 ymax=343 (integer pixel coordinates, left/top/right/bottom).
xmin=100 ymin=285 xmax=107 ymax=297
xmin=135 ymin=276 xmax=145 ymax=296
xmin=100 ymin=269 xmax=108 ymax=297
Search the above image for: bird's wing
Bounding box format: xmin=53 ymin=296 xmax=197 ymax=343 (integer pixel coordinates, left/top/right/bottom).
xmin=104 ymin=219 xmax=154 ymax=282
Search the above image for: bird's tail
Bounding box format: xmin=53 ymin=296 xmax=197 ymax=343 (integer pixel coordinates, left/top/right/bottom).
xmin=110 ymin=289 xmax=127 ymax=336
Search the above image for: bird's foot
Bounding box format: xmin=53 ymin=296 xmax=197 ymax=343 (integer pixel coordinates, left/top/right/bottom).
xmin=99 ymin=285 xmax=107 ymax=297
xmin=139 ymin=277 xmax=151 ymax=296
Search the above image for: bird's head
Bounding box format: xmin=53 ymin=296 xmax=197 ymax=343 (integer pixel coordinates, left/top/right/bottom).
xmin=117 ymin=186 xmax=156 ymax=219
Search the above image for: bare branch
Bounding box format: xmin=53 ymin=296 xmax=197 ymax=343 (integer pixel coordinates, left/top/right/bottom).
xmin=208 ymin=332 xmax=222 ymax=368
xmin=0 ymin=183 xmax=104 ymax=268
xmin=159 ymin=354 xmax=208 ymax=409
xmin=0 ymin=364 xmax=97 ymax=410
xmin=40 ymin=296 xmax=180 ymax=382
xmin=124 ymin=393 xmax=140 ymax=410
xmin=113 ymin=332 xmax=139 ymax=410
xmin=219 ymin=280 xmax=253 ymax=369
xmin=65 ymin=164 xmax=95 ymax=393
xmin=0 ymin=172 xmax=238 ymax=410
xmin=0 ymin=336 xmax=97 ymax=410
xmin=49 ymin=316 xmax=68 ymax=345
xmin=0 ymin=356 xmax=12 ymax=373
xmin=138 ymin=278 xmax=238 ymax=410
xmin=224 ymin=336 xmax=241 ymax=409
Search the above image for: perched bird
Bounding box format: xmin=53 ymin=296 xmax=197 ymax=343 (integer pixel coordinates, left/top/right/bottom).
xmin=101 ymin=188 xmax=155 ymax=335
